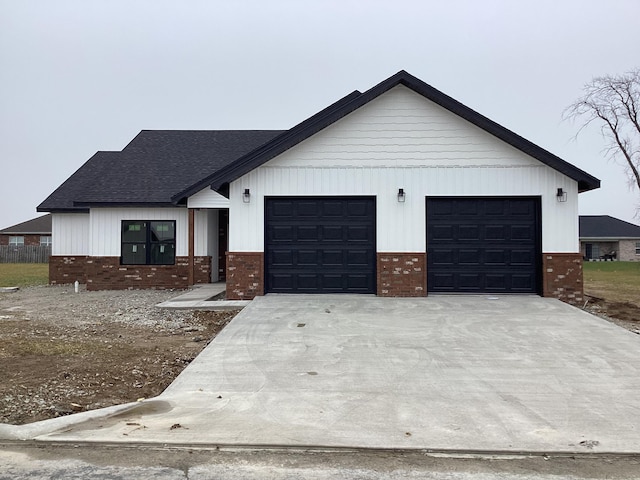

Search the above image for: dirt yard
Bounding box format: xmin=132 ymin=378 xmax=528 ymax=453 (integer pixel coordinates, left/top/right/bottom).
xmin=1 ymin=284 xmax=639 ymax=426
xmin=0 ymin=285 xmax=238 ymax=425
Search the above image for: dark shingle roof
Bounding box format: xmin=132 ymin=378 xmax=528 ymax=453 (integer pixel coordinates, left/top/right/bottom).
xmin=38 ymin=130 xmax=283 ymax=211
xmin=579 ymin=215 xmax=640 ymax=239
xmin=38 ymin=71 xmax=600 ymax=211
xmin=0 ymin=214 xmax=51 ymax=234
xmin=201 ymin=70 xmax=600 ymax=194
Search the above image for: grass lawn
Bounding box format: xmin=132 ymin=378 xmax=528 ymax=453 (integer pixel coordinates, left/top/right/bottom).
xmin=583 ymin=261 xmax=640 ymax=306
xmin=0 ymin=263 xmax=49 ymax=287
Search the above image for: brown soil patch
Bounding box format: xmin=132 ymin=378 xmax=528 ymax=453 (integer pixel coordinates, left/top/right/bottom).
xmin=583 ymin=294 xmax=640 ymax=334
xmin=0 ymin=285 xmax=238 ymax=425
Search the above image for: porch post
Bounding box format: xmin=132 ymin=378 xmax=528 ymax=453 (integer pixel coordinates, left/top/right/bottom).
xmin=188 ymin=208 xmax=195 ymax=286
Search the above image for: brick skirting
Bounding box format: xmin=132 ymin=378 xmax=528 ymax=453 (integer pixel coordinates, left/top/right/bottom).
xmin=226 ymin=252 xmax=264 ymax=300
xmin=48 ymin=255 xmax=211 ymax=290
xmin=50 ymin=256 xmax=89 ymax=285
xmin=542 ymin=253 xmax=583 ymax=305
xmin=377 ymin=253 xmax=427 ymax=297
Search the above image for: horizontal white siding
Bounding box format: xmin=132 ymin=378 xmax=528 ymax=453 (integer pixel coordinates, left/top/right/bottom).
xmin=52 ymin=213 xmax=90 ymax=255
xmin=266 ymin=86 xmax=540 ymax=168
xmin=229 ymin=85 xmax=580 ymax=253
xmin=89 ymin=208 xmax=190 ymax=257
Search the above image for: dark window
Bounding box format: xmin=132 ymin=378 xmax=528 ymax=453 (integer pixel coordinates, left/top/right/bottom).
xmin=121 ymin=221 xmax=175 ymax=265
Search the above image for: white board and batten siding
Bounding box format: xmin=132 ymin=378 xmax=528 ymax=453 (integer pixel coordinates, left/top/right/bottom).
xmin=54 ymin=208 xmax=213 ymax=258
xmin=229 ymin=85 xmax=579 ymax=253
xmin=52 ymin=213 xmax=90 ymax=255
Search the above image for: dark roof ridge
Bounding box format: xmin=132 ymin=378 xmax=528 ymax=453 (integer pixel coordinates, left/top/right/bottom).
xmin=204 ymin=70 xmax=599 ymax=193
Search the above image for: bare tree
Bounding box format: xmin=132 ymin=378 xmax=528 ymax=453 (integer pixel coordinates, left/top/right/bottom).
xmin=564 ymin=69 xmax=640 ymax=205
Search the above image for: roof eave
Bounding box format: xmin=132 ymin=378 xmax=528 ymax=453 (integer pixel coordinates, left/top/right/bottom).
xmin=72 ymin=201 xmax=182 ymax=208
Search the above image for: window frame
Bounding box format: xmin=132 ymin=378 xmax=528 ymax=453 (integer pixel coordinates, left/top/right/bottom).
xmin=635 ymin=241 xmax=640 ymax=255
xmin=40 ymin=236 xmax=52 ymax=247
xmin=121 ymin=220 xmax=176 ymax=266
xmin=8 ymin=236 xmax=24 ymax=247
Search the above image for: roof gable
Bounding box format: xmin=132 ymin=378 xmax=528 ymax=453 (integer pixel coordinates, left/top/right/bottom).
xmin=579 ymin=215 xmax=640 ymax=238
xmin=204 ymin=70 xmax=600 ymax=193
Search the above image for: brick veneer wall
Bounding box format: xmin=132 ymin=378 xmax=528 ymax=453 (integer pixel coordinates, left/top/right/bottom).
xmin=226 ymin=252 xmax=264 ymax=300
xmin=49 ymin=255 xmax=211 ymax=290
xmin=542 ymin=253 xmax=583 ymax=305
xmin=619 ymin=240 xmax=640 ymax=261
xmin=377 ymin=253 xmax=427 ymax=297
xmin=50 ymin=256 xmax=89 ymax=284
xmin=0 ymin=234 xmax=45 ymax=246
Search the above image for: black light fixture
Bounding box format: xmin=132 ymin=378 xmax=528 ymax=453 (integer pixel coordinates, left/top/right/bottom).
xmin=556 ymin=187 xmax=567 ymax=203
xmin=243 ymin=188 xmax=251 ymax=203
xmin=397 ymin=188 xmax=406 ymax=203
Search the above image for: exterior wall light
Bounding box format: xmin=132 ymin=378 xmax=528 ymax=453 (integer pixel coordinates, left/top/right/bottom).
xmin=243 ymin=188 xmax=251 ymax=203
xmin=397 ymin=188 xmax=406 ymax=203
xmin=556 ymin=188 xmax=567 ymax=203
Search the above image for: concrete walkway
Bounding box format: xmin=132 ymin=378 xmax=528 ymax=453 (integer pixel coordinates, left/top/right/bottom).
xmin=156 ymin=283 xmax=250 ymax=310
xmin=6 ymin=295 xmax=640 ymax=454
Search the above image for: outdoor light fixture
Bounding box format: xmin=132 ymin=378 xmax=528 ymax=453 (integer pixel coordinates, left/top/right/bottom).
xmin=243 ymin=188 xmax=251 ymax=203
xmin=397 ymin=188 xmax=406 ymax=203
xmin=556 ymin=187 xmax=567 ymax=203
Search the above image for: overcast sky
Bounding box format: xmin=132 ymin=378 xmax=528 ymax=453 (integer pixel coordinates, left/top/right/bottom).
xmin=1 ymin=0 xmax=639 ymax=229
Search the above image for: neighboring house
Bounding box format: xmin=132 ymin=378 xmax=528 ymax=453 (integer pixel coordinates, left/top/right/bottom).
xmin=37 ymin=71 xmax=600 ymax=305
xmin=579 ymin=215 xmax=640 ymax=261
xmin=0 ymin=214 xmax=52 ymax=247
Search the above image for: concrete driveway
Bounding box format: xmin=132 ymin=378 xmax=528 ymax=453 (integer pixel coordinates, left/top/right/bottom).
xmin=28 ymin=295 xmax=640 ymax=453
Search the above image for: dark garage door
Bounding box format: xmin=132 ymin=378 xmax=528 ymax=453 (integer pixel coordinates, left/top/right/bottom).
xmin=265 ymin=197 xmax=376 ymax=294
xmin=426 ymin=197 xmax=540 ymax=293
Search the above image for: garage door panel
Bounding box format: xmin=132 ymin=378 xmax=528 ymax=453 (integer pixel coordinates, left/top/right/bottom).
xmin=458 ymin=249 xmax=481 ymax=265
xmin=270 ymin=250 xmax=295 ymax=266
xmin=485 ymin=250 xmax=508 ymax=265
xmin=266 ymin=197 xmax=376 ymax=294
xmin=271 ymin=201 xmax=294 ymax=217
xmin=270 ymin=225 xmax=294 ymax=242
xmin=347 ymin=201 xmax=370 ymax=216
xmin=458 ymin=225 xmax=480 ymax=240
xmin=432 ymin=225 xmax=454 ymax=240
xmin=509 ymin=200 xmax=534 ymax=215
xmin=297 ymin=225 xmax=319 ymax=241
xmin=430 ymin=249 xmax=455 ymax=265
xmin=427 ymin=198 xmax=540 ymax=294
xmin=431 ymin=273 xmax=454 ymax=289
xmin=347 ymin=225 xmax=370 ymax=241
xmin=511 ymin=225 xmax=534 ymax=240
xmin=485 ymin=225 xmax=506 ymax=240
xmin=269 ymin=273 xmax=295 ymax=291
xmin=322 ymin=225 xmax=343 ymax=241
xmin=297 ymin=201 xmax=320 ymax=217
xmin=459 ymin=274 xmax=482 ymax=290
xmin=485 ymin=274 xmax=507 ymax=290
xmin=321 ymin=250 xmax=343 ymax=266
xmin=510 ymin=249 xmax=534 ymax=265
xmin=297 ymin=250 xmax=319 ymax=266
xmin=322 ymin=202 xmax=344 ymax=216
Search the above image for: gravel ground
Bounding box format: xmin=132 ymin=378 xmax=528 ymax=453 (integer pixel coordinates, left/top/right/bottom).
xmin=0 ymin=285 xmax=238 ymax=425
